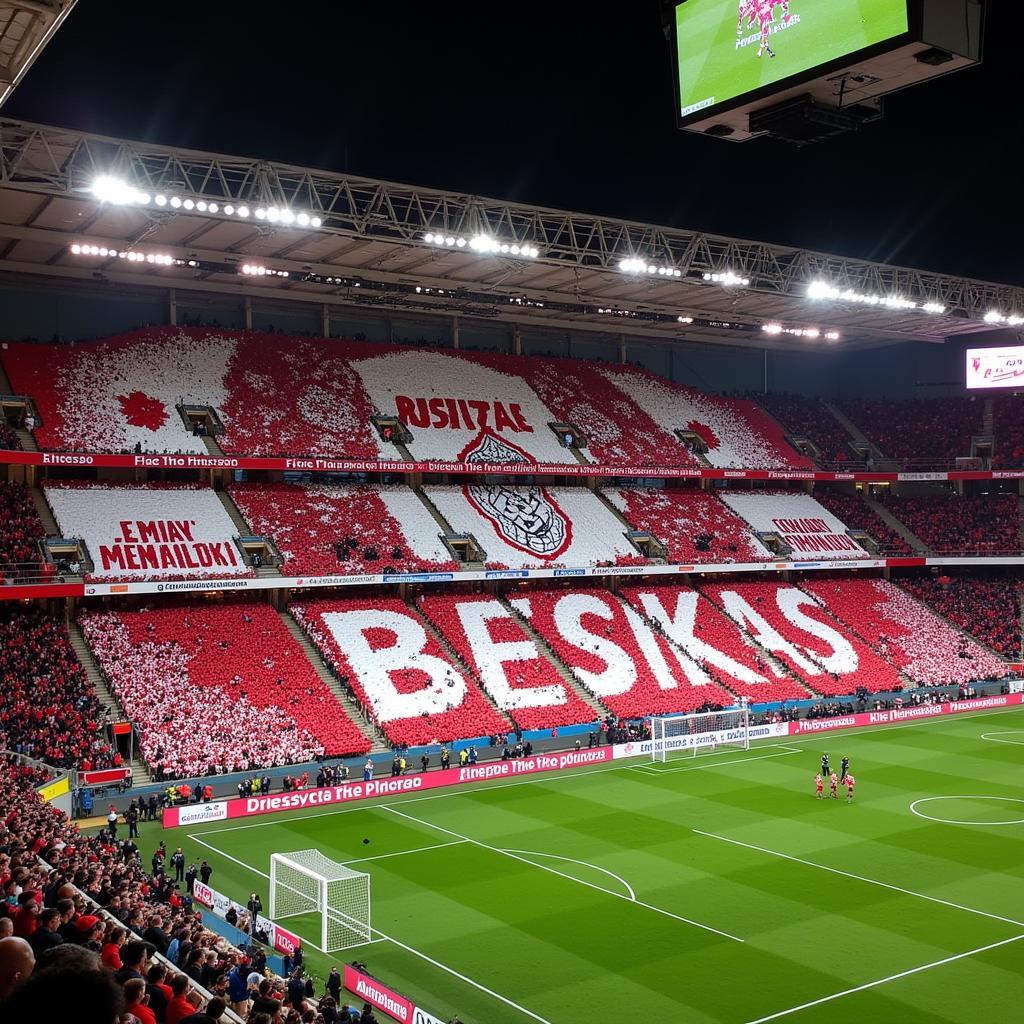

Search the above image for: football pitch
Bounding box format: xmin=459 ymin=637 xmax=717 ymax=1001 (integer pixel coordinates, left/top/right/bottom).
xmin=181 ymin=708 xmax=1024 ymax=1023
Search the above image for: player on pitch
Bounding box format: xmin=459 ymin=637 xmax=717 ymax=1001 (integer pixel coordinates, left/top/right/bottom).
xmin=814 ymin=772 xmax=823 ymax=799
xmin=845 ymin=774 xmax=856 ymax=803
xmin=840 ymin=755 xmax=850 ymax=782
xmin=829 ymin=771 xmax=839 ymax=799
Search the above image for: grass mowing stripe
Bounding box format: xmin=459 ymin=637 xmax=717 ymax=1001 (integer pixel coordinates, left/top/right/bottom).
xmin=743 ymin=933 xmax=1024 ymax=1024
xmin=342 ymin=839 xmax=468 ymax=865
xmin=193 ymin=705 xmax=1024 ymax=841
xmin=382 ymin=804 xmax=744 ymax=943
xmin=693 ymin=829 xmax=1024 ymax=929
xmin=188 ymin=833 xmax=556 ymax=1024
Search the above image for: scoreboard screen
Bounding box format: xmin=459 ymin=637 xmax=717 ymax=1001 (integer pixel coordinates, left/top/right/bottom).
xmin=966 ymin=346 xmax=1024 ymax=390
xmin=675 ymin=1 xmax=910 ymax=124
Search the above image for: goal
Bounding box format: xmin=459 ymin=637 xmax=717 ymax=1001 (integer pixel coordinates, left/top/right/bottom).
xmin=269 ymin=850 xmax=371 ymax=952
xmin=650 ymin=705 xmax=750 ymax=763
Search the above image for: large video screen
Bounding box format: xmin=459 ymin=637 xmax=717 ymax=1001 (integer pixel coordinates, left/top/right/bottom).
xmin=966 ymin=347 xmax=1024 ymax=390
xmin=676 ymin=1 xmax=910 ymax=122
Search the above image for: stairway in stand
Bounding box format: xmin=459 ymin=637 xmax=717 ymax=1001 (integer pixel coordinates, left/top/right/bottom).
xmin=277 ymin=609 xmax=389 ymax=753
xmin=500 ymin=595 xmax=609 ymax=721
xmin=861 ymin=495 xmax=932 ymax=554
xmin=67 ymin=619 xmax=153 ymax=785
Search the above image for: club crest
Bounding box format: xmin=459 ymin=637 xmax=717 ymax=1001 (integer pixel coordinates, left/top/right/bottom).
xmin=461 ymin=432 xmax=572 ymax=559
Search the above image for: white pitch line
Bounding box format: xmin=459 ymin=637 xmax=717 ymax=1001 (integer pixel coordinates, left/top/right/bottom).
xmin=190 ymin=705 xmax=1024 ymax=842
xmin=342 ymin=839 xmax=468 ymax=865
xmin=694 ymin=829 xmax=1024 ymax=929
xmin=501 ymin=849 xmax=637 ymax=901
xmin=188 ymin=834 xmax=555 ymax=1024
xmin=628 ymin=747 xmax=801 ymax=776
xmin=743 ymin=933 xmax=1024 ymax=1024
xmin=382 ymin=804 xmax=743 ymax=943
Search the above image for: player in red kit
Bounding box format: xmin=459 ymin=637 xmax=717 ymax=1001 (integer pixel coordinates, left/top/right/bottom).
xmin=829 ymin=771 xmax=838 ymax=798
xmin=737 ymin=0 xmax=792 ymax=59
xmin=845 ymin=774 xmax=856 ymax=803
xmin=814 ymin=773 xmax=823 ymax=799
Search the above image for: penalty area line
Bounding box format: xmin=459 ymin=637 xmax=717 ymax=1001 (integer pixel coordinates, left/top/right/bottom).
xmin=187 ymin=834 xmax=555 ymax=1024
xmin=743 ymin=933 xmax=1024 ymax=1024
xmin=382 ymin=804 xmax=743 ymax=943
xmin=693 ymin=830 xmax=1024 ymax=930
xmin=629 ymin=746 xmax=801 ymax=775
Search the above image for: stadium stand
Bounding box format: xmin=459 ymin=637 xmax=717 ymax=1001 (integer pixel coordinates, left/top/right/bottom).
xmin=0 ymin=608 xmax=107 ymax=769
xmin=0 ymin=753 xmax=269 ymax=1020
xmin=836 ymin=396 xmax=983 ymax=467
xmin=44 ymin=480 xmax=253 ymax=581
xmin=618 ymin=583 xmax=811 ymax=702
xmin=0 ymin=421 xmax=20 ymax=451
xmin=80 ymin=603 xmax=370 ymax=779
xmin=753 ymin=392 xmax=857 ymax=465
xmin=510 ymin=587 xmax=733 ymax=717
xmin=899 ymin=576 xmax=1023 ymax=659
xmin=0 ymin=327 xmax=813 ymax=469
xmin=228 ymin=482 xmax=456 ymax=577
xmin=879 ymin=492 xmax=1021 ymax=555
xmin=0 ymin=480 xmax=46 ymax=582
xmin=425 ymin=483 xmax=644 ymax=568
xmin=992 ymin=394 xmax=1024 ymax=469
xmin=416 ymin=594 xmax=599 ymax=728
xmin=719 ymin=491 xmax=870 ymax=559
xmin=701 ymin=581 xmax=906 ymax=695
xmin=291 ymin=596 xmax=511 ymax=746
xmin=813 ymin=490 xmax=913 ymax=555
xmin=802 ymin=578 xmax=1011 ymax=685
xmin=606 ymin=487 xmax=773 ymax=564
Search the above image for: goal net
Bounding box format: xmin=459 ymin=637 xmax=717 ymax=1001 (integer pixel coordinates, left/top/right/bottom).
xmin=269 ymin=849 xmax=371 ymax=952
xmin=650 ymin=705 xmax=750 ymax=763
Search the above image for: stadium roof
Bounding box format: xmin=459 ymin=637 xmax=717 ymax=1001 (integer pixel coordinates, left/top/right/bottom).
xmin=0 ymin=2 xmax=76 ymax=110
xmin=0 ymin=118 xmax=1021 ymax=351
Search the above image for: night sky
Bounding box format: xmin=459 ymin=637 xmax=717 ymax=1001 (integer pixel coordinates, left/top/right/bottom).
xmin=4 ymin=1 xmax=1018 ymax=283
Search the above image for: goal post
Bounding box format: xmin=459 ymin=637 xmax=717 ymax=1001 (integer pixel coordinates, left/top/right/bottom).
xmin=650 ymin=704 xmax=750 ymax=763
xmin=269 ymin=849 xmax=371 ymax=953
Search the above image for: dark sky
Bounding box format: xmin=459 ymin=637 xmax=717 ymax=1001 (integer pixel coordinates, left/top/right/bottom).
xmin=5 ymin=1 xmax=1018 ymax=283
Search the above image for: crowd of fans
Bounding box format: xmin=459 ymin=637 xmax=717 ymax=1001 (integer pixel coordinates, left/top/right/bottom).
xmin=901 ymin=576 xmax=1022 ymax=658
xmin=836 ymin=396 xmax=983 ymax=466
xmin=292 ymin=597 xmax=512 ymax=747
xmin=0 ymin=754 xmax=378 ymax=1024
xmin=803 ymin=578 xmax=1011 ymax=686
xmin=813 ymin=490 xmax=913 ymax=555
xmin=79 ymin=603 xmax=370 ymax=780
xmin=0 ymin=421 xmax=20 ymax=451
xmin=227 ymin=483 xmax=456 ymax=578
xmin=608 ymin=488 xmax=772 ymax=564
xmin=992 ymin=394 xmax=1024 ymax=469
xmin=416 ymin=594 xmax=598 ymax=729
xmin=0 ymin=609 xmax=109 ymax=770
xmin=0 ymin=481 xmax=45 ymax=580
xmin=880 ymin=491 xmax=1021 ymax=555
xmin=756 ymin=393 xmax=857 ymax=465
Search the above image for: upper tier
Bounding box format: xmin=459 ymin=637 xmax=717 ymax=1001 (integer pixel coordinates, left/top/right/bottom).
xmin=0 ymin=327 xmax=811 ymax=470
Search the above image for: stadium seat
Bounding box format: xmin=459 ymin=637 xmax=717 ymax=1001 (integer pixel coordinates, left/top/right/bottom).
xmin=607 ymin=487 xmax=772 ymax=564
xmin=228 ymin=482 xmax=457 ymax=577
xmin=813 ymin=490 xmax=913 ymax=555
xmin=417 ymin=593 xmax=599 ymax=728
xmin=80 ymin=603 xmax=370 ymax=778
xmin=0 ymin=608 xmax=105 ymax=769
xmin=0 ymin=480 xmax=46 ymax=582
xmin=878 ymin=492 xmax=1021 ymax=555
xmin=44 ymin=480 xmax=253 ymax=582
xmin=756 ymin=393 xmax=858 ymax=465
xmin=291 ymin=596 xmax=511 ymax=746
xmin=424 ymin=484 xmax=645 ymax=569
xmin=701 ymin=581 xmax=905 ymax=695
xmin=802 ymin=578 xmax=1012 ymax=685
xmin=901 ymin=576 xmax=1022 ymax=659
xmin=719 ymin=491 xmax=870 ymax=560
xmin=513 ymin=587 xmax=733 ymax=717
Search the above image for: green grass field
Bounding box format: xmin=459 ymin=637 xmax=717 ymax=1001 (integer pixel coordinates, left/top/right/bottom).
xmin=676 ymin=0 xmax=909 ymax=117
xmin=179 ymin=708 xmax=1024 ymax=1024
